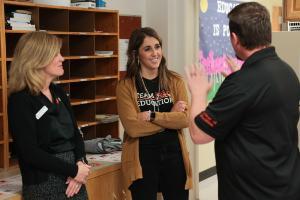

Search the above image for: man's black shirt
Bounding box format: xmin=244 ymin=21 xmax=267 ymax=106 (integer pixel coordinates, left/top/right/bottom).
xmin=195 ymin=47 xmax=300 ymax=200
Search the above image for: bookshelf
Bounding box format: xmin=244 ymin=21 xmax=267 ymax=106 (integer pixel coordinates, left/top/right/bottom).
xmin=0 ymin=1 xmax=120 ymax=169
xmin=0 ymin=0 xmax=8 ymax=170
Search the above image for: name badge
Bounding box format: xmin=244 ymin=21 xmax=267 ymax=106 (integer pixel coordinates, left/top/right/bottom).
xmin=35 ymin=106 xmax=48 ymax=120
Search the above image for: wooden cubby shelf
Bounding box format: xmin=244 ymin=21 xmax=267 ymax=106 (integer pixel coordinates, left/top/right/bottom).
xmin=70 ymin=96 xmax=116 ymax=106
xmin=6 ymin=30 xmax=118 ymax=36
xmin=0 ymin=0 xmax=119 ymax=169
xmin=55 ymin=76 xmax=118 ymax=84
xmin=6 ymin=55 xmax=118 ymax=61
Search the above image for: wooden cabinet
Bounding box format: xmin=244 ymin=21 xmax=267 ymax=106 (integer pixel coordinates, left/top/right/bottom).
xmin=0 ymin=162 xmax=130 ymax=200
xmin=87 ymin=163 xmax=128 ymax=200
xmin=284 ymin=0 xmax=300 ymax=21
xmin=0 ymin=1 xmax=119 ymax=169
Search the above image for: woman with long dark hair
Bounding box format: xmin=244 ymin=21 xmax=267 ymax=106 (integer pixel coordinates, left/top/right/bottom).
xmin=117 ymin=27 xmax=193 ymax=200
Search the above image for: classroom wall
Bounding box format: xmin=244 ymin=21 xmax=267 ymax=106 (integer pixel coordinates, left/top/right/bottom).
xmin=272 ymin=31 xmax=300 ymax=149
xmin=107 ymin=1 xmax=299 ymax=199
xmin=106 ymin=0 xmax=146 ymax=25
xmin=249 ymin=0 xmax=283 ymax=15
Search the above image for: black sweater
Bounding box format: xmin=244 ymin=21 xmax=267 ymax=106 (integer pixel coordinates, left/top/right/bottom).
xmin=8 ymin=84 xmax=86 ymax=185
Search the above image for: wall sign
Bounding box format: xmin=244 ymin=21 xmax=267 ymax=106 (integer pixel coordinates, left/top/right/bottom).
xmin=199 ymin=0 xmax=243 ymax=100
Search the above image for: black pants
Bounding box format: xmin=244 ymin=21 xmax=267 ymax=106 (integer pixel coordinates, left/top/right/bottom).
xmin=129 ymin=144 xmax=188 ymax=200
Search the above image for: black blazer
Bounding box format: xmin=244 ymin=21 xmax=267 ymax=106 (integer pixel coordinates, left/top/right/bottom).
xmin=8 ymin=83 xmax=86 ymax=185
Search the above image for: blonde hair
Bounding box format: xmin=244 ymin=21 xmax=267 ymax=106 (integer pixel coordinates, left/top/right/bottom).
xmin=8 ymin=31 xmax=62 ymax=95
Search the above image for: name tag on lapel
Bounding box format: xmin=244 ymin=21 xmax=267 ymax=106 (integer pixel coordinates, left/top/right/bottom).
xmin=35 ymin=106 xmax=48 ymax=120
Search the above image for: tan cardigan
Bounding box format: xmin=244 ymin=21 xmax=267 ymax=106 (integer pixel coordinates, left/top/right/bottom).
xmin=116 ymin=75 xmax=193 ymax=190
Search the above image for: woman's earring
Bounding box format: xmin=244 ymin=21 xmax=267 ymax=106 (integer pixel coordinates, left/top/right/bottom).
xmin=137 ymin=57 xmax=140 ymax=66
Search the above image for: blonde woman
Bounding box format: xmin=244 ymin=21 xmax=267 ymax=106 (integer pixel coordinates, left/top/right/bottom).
xmin=8 ymin=32 xmax=91 ymax=200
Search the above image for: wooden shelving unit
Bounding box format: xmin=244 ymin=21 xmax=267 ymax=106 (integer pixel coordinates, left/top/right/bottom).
xmin=0 ymin=0 xmax=120 ymax=169
xmin=284 ymin=0 xmax=300 ymax=21
xmin=0 ymin=0 xmax=8 ymax=170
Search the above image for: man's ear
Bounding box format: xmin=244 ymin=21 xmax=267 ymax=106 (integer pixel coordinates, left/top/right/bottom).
xmin=230 ymin=32 xmax=239 ymax=47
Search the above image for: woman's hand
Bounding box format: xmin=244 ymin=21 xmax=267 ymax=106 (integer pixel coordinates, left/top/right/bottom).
xmin=65 ymin=177 xmax=82 ymax=198
xmin=74 ymin=162 xmax=91 ymax=184
xmin=171 ymin=101 xmax=187 ymax=112
xmin=137 ymin=111 xmax=151 ymax=121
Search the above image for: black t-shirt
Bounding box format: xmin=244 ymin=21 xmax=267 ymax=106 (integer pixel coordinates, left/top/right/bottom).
xmin=195 ymin=47 xmax=300 ymax=200
xmin=135 ymin=76 xmax=180 ymax=147
xmin=38 ymin=86 xmax=75 ymax=153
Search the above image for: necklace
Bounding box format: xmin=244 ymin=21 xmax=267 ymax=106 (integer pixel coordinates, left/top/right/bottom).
xmin=139 ymin=72 xmax=160 ymax=112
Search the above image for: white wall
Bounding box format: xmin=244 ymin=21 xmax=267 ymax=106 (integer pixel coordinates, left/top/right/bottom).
xmin=106 ymin=0 xmax=146 ymax=25
xmin=251 ymin=0 xmax=283 ymax=14
xmin=145 ymin=0 xmax=169 ymax=61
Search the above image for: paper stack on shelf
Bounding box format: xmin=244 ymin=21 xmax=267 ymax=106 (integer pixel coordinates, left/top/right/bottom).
xmin=95 ymin=114 xmax=119 ymax=123
xmin=5 ymin=10 xmax=36 ymax=31
xmin=71 ymin=0 xmax=96 ymax=8
xmin=95 ymin=50 xmax=113 ymax=56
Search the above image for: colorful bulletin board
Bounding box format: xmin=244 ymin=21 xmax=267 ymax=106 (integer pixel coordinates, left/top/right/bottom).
xmin=199 ymin=0 xmax=243 ymax=101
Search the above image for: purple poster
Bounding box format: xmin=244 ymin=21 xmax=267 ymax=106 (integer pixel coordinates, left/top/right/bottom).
xmin=199 ymin=0 xmax=243 ymax=100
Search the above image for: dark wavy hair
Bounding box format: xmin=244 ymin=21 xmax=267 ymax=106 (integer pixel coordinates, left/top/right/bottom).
xmin=125 ymin=27 xmax=179 ymax=91
xmin=228 ymin=2 xmax=271 ymax=50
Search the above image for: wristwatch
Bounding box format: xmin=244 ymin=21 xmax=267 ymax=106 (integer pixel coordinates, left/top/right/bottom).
xmin=150 ymin=111 xmax=156 ymax=122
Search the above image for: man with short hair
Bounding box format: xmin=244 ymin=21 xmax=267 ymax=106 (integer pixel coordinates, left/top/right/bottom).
xmin=186 ymin=2 xmax=300 ymax=200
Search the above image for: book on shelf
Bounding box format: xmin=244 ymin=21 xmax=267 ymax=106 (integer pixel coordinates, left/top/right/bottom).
xmin=6 ymin=26 xmax=36 ymax=31
xmin=9 ymin=12 xmax=32 ymax=22
xmin=15 ymin=9 xmax=32 ymax=15
xmin=6 ymin=16 xmax=32 ymax=23
xmin=6 ymin=21 xmax=36 ymax=31
xmin=6 ymin=20 xmax=33 ymax=26
xmin=5 ymin=9 xmax=35 ymax=31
